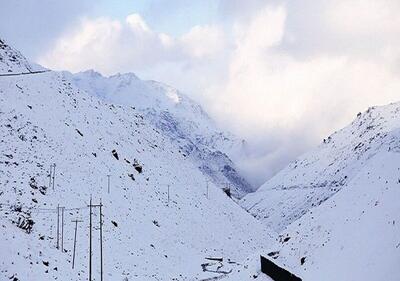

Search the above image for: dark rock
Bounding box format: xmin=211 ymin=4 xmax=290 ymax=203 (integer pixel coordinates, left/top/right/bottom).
xmin=112 ymin=149 xmax=119 ymax=160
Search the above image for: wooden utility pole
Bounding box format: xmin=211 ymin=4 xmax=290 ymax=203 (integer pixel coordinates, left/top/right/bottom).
xmin=107 ymin=175 xmax=111 ymax=194
xmin=61 ymin=206 xmax=65 ymax=252
xmin=49 ymin=165 xmax=53 ymax=190
xmin=88 ymin=197 xmax=92 ymax=281
xmin=88 ymin=197 xmax=103 ymax=281
xmin=71 ymin=219 xmax=83 ymax=269
xmin=56 ymin=204 xmax=60 ymax=249
xmin=99 ymin=199 xmax=103 ymax=281
xmin=52 ymin=164 xmax=56 ymax=191
xmin=167 ymin=185 xmax=170 ymax=206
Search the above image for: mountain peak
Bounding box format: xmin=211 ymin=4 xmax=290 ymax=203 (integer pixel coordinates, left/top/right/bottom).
xmin=242 ymin=101 xmax=400 ymax=231
xmin=109 ymin=71 xmax=139 ymax=81
xmin=78 ymin=69 xmax=104 ymax=78
xmin=71 ymin=69 xmax=253 ymax=197
xmin=0 ymin=38 xmax=271 ymax=281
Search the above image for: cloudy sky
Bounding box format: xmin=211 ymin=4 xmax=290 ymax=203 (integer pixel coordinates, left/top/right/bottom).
xmin=2 ymin=0 xmax=400 ymax=186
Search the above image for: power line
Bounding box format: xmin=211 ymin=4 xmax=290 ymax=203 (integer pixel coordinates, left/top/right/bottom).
xmin=0 ymin=203 xmax=90 ymax=212
xmin=0 ymin=70 xmax=50 ymax=77
xmin=87 ymin=197 xmax=104 ymax=281
xmin=0 ymin=199 xmax=105 ymax=278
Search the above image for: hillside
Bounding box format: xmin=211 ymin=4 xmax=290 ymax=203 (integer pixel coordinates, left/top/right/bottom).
xmin=0 ymin=39 xmax=44 ymax=73
xmin=70 ymin=70 xmax=253 ymax=198
xmin=0 ymin=39 xmax=274 ymax=281
xmin=242 ymin=103 xmax=400 ymax=232
xmin=238 ymin=102 xmax=400 ymax=280
xmin=263 ymin=139 xmax=400 ymax=280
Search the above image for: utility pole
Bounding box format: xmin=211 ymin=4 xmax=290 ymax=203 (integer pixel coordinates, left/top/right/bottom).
xmin=88 ymin=196 xmax=92 ymax=281
xmin=56 ymin=204 xmax=60 ymax=249
xmin=71 ymin=219 xmax=83 ymax=269
xmin=88 ymin=197 xmax=103 ymax=281
xmin=52 ymin=163 xmax=56 ymax=191
xmin=167 ymin=185 xmax=170 ymax=206
xmin=61 ymin=206 xmax=65 ymax=252
xmin=107 ymin=175 xmax=111 ymax=194
xmin=49 ymin=165 xmax=53 ymax=190
xmin=99 ymin=199 xmax=103 ymax=281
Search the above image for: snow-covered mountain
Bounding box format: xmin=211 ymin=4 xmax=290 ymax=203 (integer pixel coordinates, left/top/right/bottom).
xmin=242 ymin=103 xmax=400 ymax=231
xmin=69 ymin=70 xmax=253 ymax=198
xmin=239 ymin=103 xmax=400 ymax=280
xmin=263 ymin=148 xmax=400 ymax=281
xmin=0 ymin=39 xmax=44 ymax=73
xmin=3 ymin=34 xmax=398 ymax=281
xmin=0 ymin=38 xmax=274 ymax=281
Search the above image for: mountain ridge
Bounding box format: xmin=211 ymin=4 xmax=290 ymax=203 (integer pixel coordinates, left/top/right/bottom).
xmin=0 ymin=38 xmax=274 ymax=281
xmin=241 ymin=101 xmax=400 ymax=231
xmin=70 ymin=69 xmax=254 ymax=198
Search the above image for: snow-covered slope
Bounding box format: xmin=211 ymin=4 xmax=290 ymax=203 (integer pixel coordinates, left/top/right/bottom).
xmin=262 ymin=142 xmax=400 ymax=280
xmin=242 ymin=103 xmax=400 ymax=232
xmin=70 ymin=70 xmax=252 ymax=198
xmin=0 ymin=39 xmax=274 ymax=281
xmin=238 ymin=102 xmax=400 ymax=280
xmin=0 ymin=39 xmax=44 ymax=73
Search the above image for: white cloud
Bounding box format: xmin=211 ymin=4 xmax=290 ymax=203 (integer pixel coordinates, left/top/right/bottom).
xmin=234 ymin=5 xmax=286 ymax=50
xmin=180 ymin=25 xmax=225 ymax=58
xmin=39 ymin=14 xmax=224 ymax=75
xmin=38 ymin=1 xmax=400 ymax=186
xmin=326 ymin=0 xmax=400 ymax=36
xmin=203 ymin=3 xmax=400 ymax=185
xmin=126 ymin=14 xmax=150 ymax=32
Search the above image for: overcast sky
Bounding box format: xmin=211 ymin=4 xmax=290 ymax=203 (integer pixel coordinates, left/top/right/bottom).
xmin=2 ymin=0 xmax=400 ymax=186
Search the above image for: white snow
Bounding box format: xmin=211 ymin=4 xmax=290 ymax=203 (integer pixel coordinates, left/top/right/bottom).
xmin=265 ymin=146 xmax=400 ymax=280
xmin=0 ymin=39 xmax=45 ymax=74
xmin=241 ymin=103 xmax=400 ymax=280
xmin=70 ymin=70 xmax=253 ymax=198
xmin=0 ymin=40 xmax=274 ymax=281
xmin=1 ymin=36 xmax=399 ymax=281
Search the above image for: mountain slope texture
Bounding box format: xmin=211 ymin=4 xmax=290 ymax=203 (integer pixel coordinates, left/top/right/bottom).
xmin=241 ymin=102 xmax=400 ymax=280
xmin=0 ymin=38 xmax=274 ymax=281
xmin=70 ymin=70 xmax=253 ymax=198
